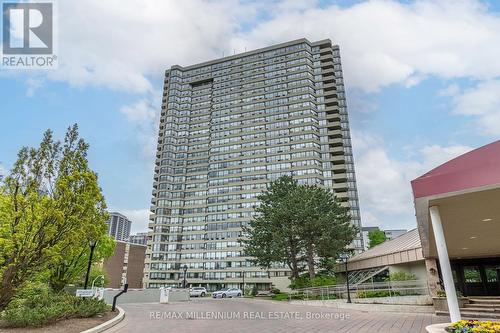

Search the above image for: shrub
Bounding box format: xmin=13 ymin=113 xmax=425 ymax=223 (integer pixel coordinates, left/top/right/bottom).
xmin=289 ymin=273 xmax=336 ymax=289
xmin=272 ymin=293 xmax=289 ymax=301
xmin=0 ymin=283 xmax=109 ymax=328
xmin=387 ymin=272 xmax=416 ymax=281
xmin=270 ymin=287 xmax=281 ymax=294
xmin=251 ymin=285 xmax=258 ymax=296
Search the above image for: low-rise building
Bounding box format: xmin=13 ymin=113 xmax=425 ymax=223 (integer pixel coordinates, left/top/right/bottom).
xmin=103 ymin=241 xmax=146 ymax=289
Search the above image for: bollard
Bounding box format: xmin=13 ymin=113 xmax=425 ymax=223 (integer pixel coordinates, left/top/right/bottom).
xmin=112 ymin=283 xmax=128 ymax=311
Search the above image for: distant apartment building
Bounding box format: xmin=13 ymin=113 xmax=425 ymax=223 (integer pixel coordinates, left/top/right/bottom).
xmin=144 ymin=38 xmax=363 ymax=291
xmin=105 ymin=212 xmax=132 ymax=241
xmin=384 ymin=229 xmax=407 ymax=240
xmin=129 ymin=232 xmax=149 ymax=245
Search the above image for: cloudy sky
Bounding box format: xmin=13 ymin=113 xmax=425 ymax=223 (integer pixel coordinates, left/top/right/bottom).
xmin=1 ymin=0 xmax=499 ymax=233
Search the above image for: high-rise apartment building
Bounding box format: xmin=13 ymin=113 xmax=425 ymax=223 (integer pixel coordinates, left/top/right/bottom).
xmin=129 ymin=232 xmax=149 ymax=245
xmin=144 ymin=39 xmax=363 ymax=291
xmin=106 ymin=212 xmax=132 ymax=241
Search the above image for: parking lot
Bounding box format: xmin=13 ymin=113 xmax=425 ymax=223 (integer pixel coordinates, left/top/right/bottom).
xmin=106 ymin=297 xmax=448 ymax=333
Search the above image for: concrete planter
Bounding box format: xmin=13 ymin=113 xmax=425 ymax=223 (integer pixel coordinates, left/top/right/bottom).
xmin=432 ymin=297 xmax=469 ymax=311
xmin=426 ymin=323 xmax=450 ymax=333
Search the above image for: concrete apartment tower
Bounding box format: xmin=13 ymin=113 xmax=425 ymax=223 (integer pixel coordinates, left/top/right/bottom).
xmin=106 ymin=212 xmax=132 ymax=242
xmin=144 ymin=39 xmax=363 ymax=291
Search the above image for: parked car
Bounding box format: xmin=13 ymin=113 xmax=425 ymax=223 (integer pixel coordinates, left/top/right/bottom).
xmin=212 ymin=288 xmax=242 ymax=298
xmin=189 ymin=287 xmax=207 ymax=297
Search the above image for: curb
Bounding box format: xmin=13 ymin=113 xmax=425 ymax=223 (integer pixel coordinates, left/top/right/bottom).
xmin=80 ymin=306 xmax=125 ymax=333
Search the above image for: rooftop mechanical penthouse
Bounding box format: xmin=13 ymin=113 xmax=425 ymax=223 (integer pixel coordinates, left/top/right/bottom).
xmin=144 ymin=38 xmax=363 ymax=291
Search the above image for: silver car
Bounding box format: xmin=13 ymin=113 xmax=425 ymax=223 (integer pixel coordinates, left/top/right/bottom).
xmin=189 ymin=287 xmax=207 ymax=297
xmin=211 ymin=288 xmax=243 ymax=298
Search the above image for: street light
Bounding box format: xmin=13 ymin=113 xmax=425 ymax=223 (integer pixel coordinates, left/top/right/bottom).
xmin=339 ymin=252 xmax=352 ymax=303
xmin=84 ymin=239 xmax=98 ymax=290
xmin=182 ymin=264 xmax=188 ymax=289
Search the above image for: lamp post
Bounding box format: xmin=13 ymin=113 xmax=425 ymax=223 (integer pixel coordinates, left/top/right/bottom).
xmin=84 ymin=239 xmax=98 ymax=290
xmin=339 ymin=252 xmax=351 ymax=303
xmin=182 ymin=264 xmax=188 ymax=289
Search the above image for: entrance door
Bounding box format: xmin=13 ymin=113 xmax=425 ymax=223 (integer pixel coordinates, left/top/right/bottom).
xmin=485 ymin=265 xmax=500 ymax=295
xmin=463 ymin=266 xmax=486 ymax=296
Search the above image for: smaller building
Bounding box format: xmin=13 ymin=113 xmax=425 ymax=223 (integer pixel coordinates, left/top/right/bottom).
xmin=106 ymin=212 xmax=132 ymax=241
xmin=338 ymin=229 xmax=427 ymax=285
xmin=103 ymin=241 xmax=146 ymax=289
xmin=128 ymin=232 xmax=148 ymax=245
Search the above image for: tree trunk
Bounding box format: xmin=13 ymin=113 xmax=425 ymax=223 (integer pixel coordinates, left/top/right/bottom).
xmin=289 ymin=255 xmax=300 ymax=279
xmin=0 ymin=266 xmax=18 ymax=311
xmin=306 ymin=245 xmax=316 ymax=279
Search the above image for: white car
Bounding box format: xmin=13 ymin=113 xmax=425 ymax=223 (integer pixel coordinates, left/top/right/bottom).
xmin=211 ymin=288 xmax=242 ymax=298
xmin=189 ymin=287 xmax=207 ymax=297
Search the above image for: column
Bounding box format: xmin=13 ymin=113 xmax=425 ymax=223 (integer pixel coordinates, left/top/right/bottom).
xmin=429 ymin=206 xmax=461 ymax=322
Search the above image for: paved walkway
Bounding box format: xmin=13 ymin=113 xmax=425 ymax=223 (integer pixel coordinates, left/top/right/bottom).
xmin=107 ymin=298 xmax=449 ymax=333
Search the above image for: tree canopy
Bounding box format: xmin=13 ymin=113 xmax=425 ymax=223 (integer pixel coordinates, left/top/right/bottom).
xmin=0 ymin=125 xmax=112 ymax=310
xmin=368 ymin=230 xmax=387 ymax=249
xmin=242 ymin=176 xmax=356 ymax=281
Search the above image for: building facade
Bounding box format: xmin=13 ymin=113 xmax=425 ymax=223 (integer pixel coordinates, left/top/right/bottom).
xmin=106 ymin=212 xmax=132 ymax=241
xmin=144 ymin=38 xmax=363 ymax=291
xmin=129 ymin=232 xmax=149 ymax=245
xmin=103 ymin=241 xmax=147 ymax=289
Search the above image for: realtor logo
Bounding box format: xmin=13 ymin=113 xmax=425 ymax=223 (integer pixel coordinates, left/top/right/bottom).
xmin=1 ymin=1 xmax=57 ymax=69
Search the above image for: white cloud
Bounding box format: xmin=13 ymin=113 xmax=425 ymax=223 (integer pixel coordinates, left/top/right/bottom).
xmin=120 ymin=98 xmax=157 ymax=123
xmin=0 ymin=163 xmax=7 ymax=179
xmin=352 ymin=132 xmax=472 ymax=230
xmin=449 ymin=80 xmax=500 ymax=136
xmin=231 ymin=0 xmax=500 ymax=92
xmin=3 ymin=0 xmax=496 ymax=95
xmin=25 ymin=78 xmax=43 ymax=97
xmin=119 ymin=94 xmax=161 ymax=158
xmin=47 ymin=0 xmax=259 ymax=93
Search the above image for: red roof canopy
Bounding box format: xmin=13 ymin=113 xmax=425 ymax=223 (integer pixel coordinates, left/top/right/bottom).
xmin=411 ymin=140 xmax=500 ymax=199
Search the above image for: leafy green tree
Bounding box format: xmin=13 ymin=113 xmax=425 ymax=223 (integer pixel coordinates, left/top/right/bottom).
xmin=48 ymin=235 xmax=115 ymax=291
xmin=0 ymin=125 xmax=110 ymax=310
xmin=368 ymin=230 xmax=387 ymax=248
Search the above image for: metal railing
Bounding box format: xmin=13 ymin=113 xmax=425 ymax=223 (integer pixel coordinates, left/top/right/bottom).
xmin=288 ymin=279 xmax=429 ymax=301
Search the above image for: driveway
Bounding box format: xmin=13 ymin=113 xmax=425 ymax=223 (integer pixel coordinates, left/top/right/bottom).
xmin=107 ymin=297 xmax=448 ymax=333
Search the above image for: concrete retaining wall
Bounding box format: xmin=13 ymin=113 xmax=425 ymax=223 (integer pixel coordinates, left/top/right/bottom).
xmin=289 ymin=299 xmax=434 ymax=313
xmin=103 ymin=289 xmax=160 ymax=304
xmin=354 ymin=295 xmax=432 ymax=305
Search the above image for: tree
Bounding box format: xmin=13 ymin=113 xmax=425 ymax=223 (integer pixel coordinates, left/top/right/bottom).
xmin=0 ymin=124 xmax=110 ymax=310
xmin=242 ymin=176 xmax=305 ymax=279
xmin=295 ymin=185 xmax=355 ymax=279
xmin=47 ymin=235 xmax=115 ymax=291
xmin=368 ymin=230 xmax=387 ymax=248
xmin=242 ymin=175 xmax=356 ymax=281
